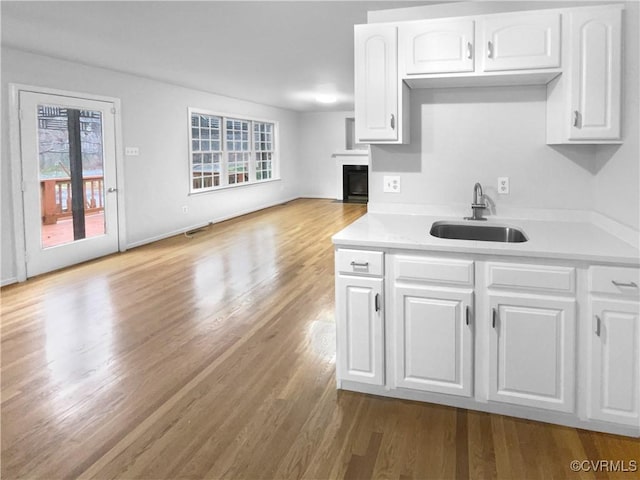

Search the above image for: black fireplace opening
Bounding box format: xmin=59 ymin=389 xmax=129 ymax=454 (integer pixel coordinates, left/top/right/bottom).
xmin=343 ymin=165 xmax=368 ymax=203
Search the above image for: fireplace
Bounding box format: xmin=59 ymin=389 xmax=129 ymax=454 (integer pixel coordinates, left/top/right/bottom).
xmin=342 ymin=165 xmax=368 ymax=203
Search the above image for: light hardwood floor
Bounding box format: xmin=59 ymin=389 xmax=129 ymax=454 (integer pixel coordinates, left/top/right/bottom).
xmin=1 ymin=199 xmax=638 ymax=479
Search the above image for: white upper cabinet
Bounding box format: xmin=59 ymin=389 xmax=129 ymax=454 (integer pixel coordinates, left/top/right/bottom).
xmin=481 ymin=12 xmax=561 ymax=72
xmin=400 ymin=19 xmax=475 ymax=75
xmin=354 ymin=24 xmax=398 ymax=142
xmin=568 ymin=8 xmax=622 ymax=140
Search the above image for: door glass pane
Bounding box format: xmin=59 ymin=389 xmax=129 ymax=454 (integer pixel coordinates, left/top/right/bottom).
xmin=38 ymin=105 xmax=106 ymax=248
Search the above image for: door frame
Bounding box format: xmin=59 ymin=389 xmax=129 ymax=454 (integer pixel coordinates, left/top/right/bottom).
xmin=8 ymin=84 xmax=127 ymax=282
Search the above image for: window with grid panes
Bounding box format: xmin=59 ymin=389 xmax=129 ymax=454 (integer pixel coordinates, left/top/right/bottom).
xmin=226 ymin=118 xmax=250 ymax=185
xmin=191 ymin=114 xmax=222 ymax=190
xmin=254 ymin=122 xmax=274 ymax=181
xmin=189 ymin=110 xmax=277 ymax=192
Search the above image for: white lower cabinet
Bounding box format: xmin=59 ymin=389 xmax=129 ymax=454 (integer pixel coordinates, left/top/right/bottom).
xmin=395 ymin=286 xmax=473 ymax=397
xmin=488 ymin=293 xmax=576 ymax=413
xmin=334 ymin=249 xmax=639 ymax=436
xmin=589 ymin=299 xmax=639 ymax=425
xmin=335 ymin=249 xmax=385 ymax=386
xmin=588 ymin=265 xmax=640 ymax=427
xmin=336 ymin=274 xmax=384 ymax=386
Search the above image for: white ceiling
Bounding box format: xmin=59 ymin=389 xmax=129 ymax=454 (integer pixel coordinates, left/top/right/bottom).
xmin=1 ymin=1 xmax=435 ymax=112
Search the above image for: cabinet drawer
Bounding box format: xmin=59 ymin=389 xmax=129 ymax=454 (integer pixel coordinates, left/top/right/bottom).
xmin=394 ymin=256 xmax=474 ymax=286
xmin=590 ymin=266 xmax=640 ymax=297
xmin=487 ymin=262 xmax=575 ymax=294
xmin=336 ymin=249 xmax=384 ymax=276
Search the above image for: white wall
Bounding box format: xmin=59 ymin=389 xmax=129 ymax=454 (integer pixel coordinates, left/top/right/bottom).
xmin=298 ymin=111 xmax=355 ymax=198
xmin=1 ymin=48 xmax=302 ymax=284
xmin=595 ymin=1 xmax=640 ymax=231
xmin=370 ymin=86 xmax=599 ymax=214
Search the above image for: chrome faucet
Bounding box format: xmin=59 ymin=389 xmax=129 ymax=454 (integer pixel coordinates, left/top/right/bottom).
xmin=464 ymin=182 xmax=487 ymax=221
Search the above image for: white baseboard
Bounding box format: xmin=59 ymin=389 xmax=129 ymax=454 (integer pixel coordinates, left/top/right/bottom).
xmin=126 ymin=196 xmax=300 ymax=250
xmin=298 ymin=194 xmax=336 ymax=200
xmin=1 ymin=277 xmax=18 ymax=287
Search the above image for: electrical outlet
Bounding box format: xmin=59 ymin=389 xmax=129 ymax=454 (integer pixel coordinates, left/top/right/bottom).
xmin=498 ymin=177 xmax=510 ymax=194
xmin=182 ymin=206 xmax=189 ymax=214
xmin=125 ymin=147 xmax=140 ymax=156
xmin=383 ymin=175 xmax=401 ymax=193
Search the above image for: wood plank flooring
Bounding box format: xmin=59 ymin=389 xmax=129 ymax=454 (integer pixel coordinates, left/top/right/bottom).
xmin=1 ymin=198 xmax=638 ymax=479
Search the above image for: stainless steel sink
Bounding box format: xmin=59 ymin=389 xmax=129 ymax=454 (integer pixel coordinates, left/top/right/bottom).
xmin=430 ymin=221 xmax=528 ymax=243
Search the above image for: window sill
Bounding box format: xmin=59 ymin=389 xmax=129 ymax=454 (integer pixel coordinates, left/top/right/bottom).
xmin=189 ymin=177 xmax=281 ymax=196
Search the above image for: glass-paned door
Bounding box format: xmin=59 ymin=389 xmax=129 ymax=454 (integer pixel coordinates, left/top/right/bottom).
xmin=20 ymin=91 xmax=119 ymax=277
xmin=37 ymin=105 xmax=106 ymax=247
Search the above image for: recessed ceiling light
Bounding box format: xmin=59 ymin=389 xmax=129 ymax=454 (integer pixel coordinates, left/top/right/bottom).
xmin=315 ymin=94 xmax=337 ymax=104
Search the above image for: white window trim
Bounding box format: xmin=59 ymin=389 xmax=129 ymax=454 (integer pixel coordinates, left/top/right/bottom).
xmin=187 ymin=107 xmax=280 ymax=194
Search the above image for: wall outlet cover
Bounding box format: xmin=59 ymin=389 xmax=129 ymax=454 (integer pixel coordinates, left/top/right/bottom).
xmin=498 ymin=176 xmax=510 ymax=194
xmin=383 ymin=175 xmax=401 ymax=193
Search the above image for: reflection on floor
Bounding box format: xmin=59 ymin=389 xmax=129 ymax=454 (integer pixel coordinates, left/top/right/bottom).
xmin=41 ymin=212 xmax=105 ymax=248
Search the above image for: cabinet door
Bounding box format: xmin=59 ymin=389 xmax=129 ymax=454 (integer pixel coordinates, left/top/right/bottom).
xmin=336 ymin=274 xmax=384 ymax=385
xmin=395 ymin=286 xmax=473 ymax=397
xmin=354 ymin=24 xmax=398 ymax=142
xmin=589 ymin=299 xmax=639 ymax=426
xmin=568 ymin=8 xmax=622 ymax=140
xmin=481 ymin=12 xmax=560 ymax=72
xmin=401 ymin=19 xmax=474 ymax=75
xmin=489 ymin=294 xmax=576 ymax=412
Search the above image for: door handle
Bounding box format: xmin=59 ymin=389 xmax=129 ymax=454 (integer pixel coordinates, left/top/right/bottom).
xmin=573 ymin=110 xmax=580 ymax=128
xmin=390 ymin=114 xmax=395 ymax=130
xmin=595 ymin=315 xmax=601 ymax=337
xmin=611 ymin=280 xmax=638 ymax=288
xmin=107 ymin=187 xmax=118 ymax=193
xmin=375 ymin=293 xmax=380 ymax=312
xmin=492 ymin=308 xmax=497 ymax=329
xmin=466 ymin=305 xmax=470 ymax=326
xmin=467 ymin=42 xmax=473 ymax=60
xmin=487 ymin=41 xmax=494 ymax=58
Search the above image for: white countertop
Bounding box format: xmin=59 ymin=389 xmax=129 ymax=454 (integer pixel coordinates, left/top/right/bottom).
xmin=332 ymin=213 xmax=640 ymax=265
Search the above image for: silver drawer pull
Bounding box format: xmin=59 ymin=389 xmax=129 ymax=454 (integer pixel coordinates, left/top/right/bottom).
xmin=350 ymin=261 xmax=369 ymax=268
xmin=611 ymin=280 xmax=638 ymax=288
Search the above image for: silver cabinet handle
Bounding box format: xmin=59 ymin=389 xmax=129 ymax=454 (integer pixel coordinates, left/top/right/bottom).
xmin=107 ymin=187 xmax=118 ymax=193
xmin=350 ymin=261 xmax=369 ymax=268
xmin=466 ymin=305 xmax=470 ymax=326
xmin=487 ymin=41 xmax=494 ymax=58
xmin=492 ymin=308 xmax=497 ymax=328
xmin=467 ymin=42 xmax=473 ymax=59
xmin=595 ymin=315 xmax=601 ymax=336
xmin=573 ymin=110 xmax=580 ymax=127
xmin=390 ymin=114 xmax=395 ymax=130
xmin=612 ymin=280 xmax=638 ymax=288
xmin=375 ymin=293 xmax=380 ymax=312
